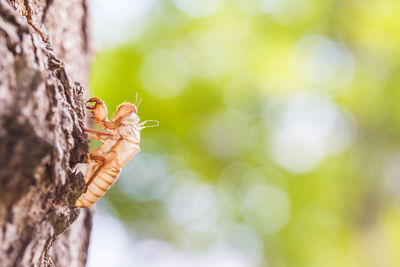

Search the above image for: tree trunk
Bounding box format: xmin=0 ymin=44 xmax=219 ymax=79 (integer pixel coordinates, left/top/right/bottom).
xmin=0 ymin=0 xmax=93 ymax=266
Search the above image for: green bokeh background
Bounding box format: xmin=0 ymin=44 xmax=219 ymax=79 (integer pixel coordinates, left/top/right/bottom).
xmin=88 ymin=1 xmax=400 ymax=266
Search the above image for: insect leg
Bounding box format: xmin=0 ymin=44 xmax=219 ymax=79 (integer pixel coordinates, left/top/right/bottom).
xmin=82 ymin=127 xmax=113 ymax=137
xmin=87 ymin=133 xmax=104 ymax=141
xmin=84 ymin=137 xmax=123 ymax=193
xmin=139 ymin=120 xmax=159 ymax=129
xmin=84 ymin=154 xmax=107 ymax=193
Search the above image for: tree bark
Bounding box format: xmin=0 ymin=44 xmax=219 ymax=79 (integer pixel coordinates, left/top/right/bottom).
xmin=0 ymin=0 xmax=93 ymax=266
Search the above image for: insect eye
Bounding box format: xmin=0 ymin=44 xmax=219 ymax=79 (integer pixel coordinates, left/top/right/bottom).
xmin=85 ymin=100 xmax=98 ymax=110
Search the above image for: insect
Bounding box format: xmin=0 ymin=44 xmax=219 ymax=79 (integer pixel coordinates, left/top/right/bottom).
xmin=75 ymin=96 xmax=158 ymax=208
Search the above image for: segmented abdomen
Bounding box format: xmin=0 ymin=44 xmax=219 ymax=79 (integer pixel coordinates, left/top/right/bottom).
xmin=75 ymin=160 xmax=122 ymax=207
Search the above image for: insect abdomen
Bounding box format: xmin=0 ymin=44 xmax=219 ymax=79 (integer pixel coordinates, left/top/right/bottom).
xmin=75 ymin=139 xmax=140 ymax=208
xmin=75 ymin=161 xmax=122 ymax=207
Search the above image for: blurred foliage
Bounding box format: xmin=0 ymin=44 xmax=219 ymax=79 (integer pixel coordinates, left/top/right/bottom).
xmin=89 ymin=0 xmax=400 ymax=266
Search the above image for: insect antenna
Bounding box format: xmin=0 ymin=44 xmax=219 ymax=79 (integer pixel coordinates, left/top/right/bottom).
xmin=134 ymin=93 xmax=142 ymax=108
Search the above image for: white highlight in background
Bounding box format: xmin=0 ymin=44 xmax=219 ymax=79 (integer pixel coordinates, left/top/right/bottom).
xmin=167 ymin=181 xmax=219 ymax=233
xmin=292 ymin=35 xmax=355 ymax=92
xmin=119 ymin=153 xmax=171 ymax=202
xmin=173 ymin=0 xmax=223 ymax=17
xmin=87 ymin=212 xmax=136 ymax=267
xmin=91 ymin=0 xmax=157 ymax=48
xmin=269 ymin=91 xmax=356 ymax=173
xmin=88 ymin=210 xmax=263 ymax=267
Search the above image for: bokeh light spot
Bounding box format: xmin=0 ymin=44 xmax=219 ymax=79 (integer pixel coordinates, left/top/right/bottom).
xmin=118 ymin=153 xmax=170 ymax=202
xmin=87 ymin=212 xmax=136 ymax=267
xmin=173 ymin=0 xmax=223 ymax=17
xmin=260 ymin=0 xmax=286 ymax=14
xmin=167 ymin=180 xmax=218 ymax=233
xmin=241 ymin=184 xmax=290 ymax=235
xmin=204 ymin=112 xmax=248 ymax=159
xmin=292 ymin=35 xmax=355 ymax=92
xmin=217 ymin=223 xmax=264 ymax=265
xmin=140 ymin=49 xmax=189 ymax=98
xmin=269 ymin=92 xmax=356 ymax=173
xmin=181 ymin=32 xmax=228 ymax=79
xmin=92 ymin=0 xmax=156 ymax=47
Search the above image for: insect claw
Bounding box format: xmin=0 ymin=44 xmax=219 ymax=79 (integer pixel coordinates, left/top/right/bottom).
xmin=72 ymin=163 xmax=88 ymax=176
xmin=79 ymin=123 xmax=90 ymax=132
xmin=79 ymin=122 xmax=87 ymax=131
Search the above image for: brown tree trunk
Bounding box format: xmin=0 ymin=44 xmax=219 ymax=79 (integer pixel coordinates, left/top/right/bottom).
xmin=0 ymin=0 xmax=93 ymax=266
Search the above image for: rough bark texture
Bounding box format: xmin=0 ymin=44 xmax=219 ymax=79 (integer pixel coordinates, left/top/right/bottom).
xmin=0 ymin=0 xmax=93 ymax=266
